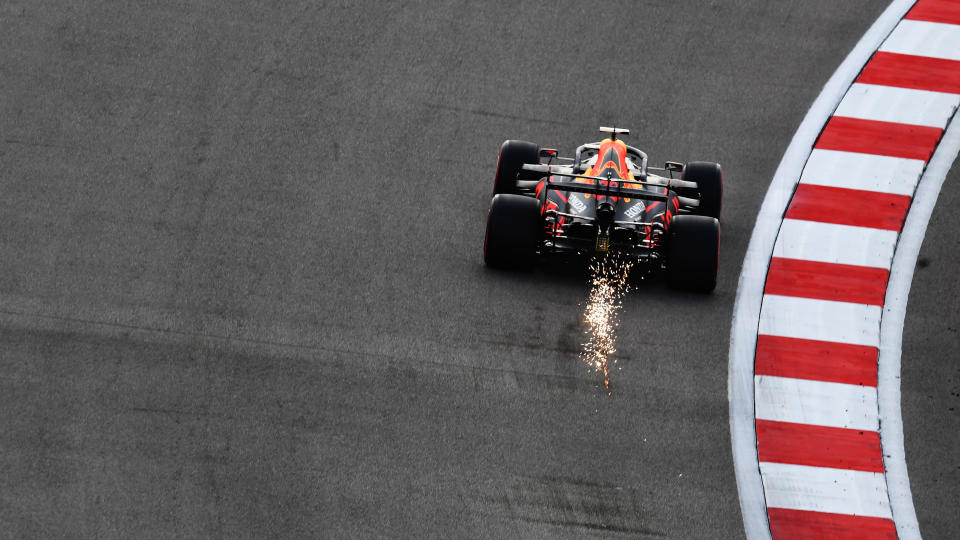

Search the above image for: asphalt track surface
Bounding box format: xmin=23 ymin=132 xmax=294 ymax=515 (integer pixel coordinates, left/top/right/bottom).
xmin=901 ymin=147 xmax=960 ymax=537
xmin=0 ymin=1 xmax=954 ymax=538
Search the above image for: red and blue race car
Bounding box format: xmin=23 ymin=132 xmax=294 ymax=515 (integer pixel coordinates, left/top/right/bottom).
xmin=483 ymin=127 xmax=722 ymax=292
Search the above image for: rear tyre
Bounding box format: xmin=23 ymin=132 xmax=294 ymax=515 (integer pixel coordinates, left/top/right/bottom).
xmin=484 ymin=194 xmax=541 ymax=269
xmin=681 ymin=161 xmax=723 ymax=219
xmin=492 ymin=140 xmax=540 ymax=195
xmin=667 ymin=215 xmax=720 ymax=292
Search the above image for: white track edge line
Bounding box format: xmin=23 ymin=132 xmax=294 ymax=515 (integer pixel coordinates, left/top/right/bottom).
xmin=726 ymin=1 xmax=915 ymax=538
xmin=878 ymin=92 xmax=960 ymax=540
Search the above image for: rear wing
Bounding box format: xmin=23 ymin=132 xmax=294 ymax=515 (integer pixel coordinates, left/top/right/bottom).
xmin=599 ymin=126 xmax=630 ymax=138
xmin=521 ymin=164 xmax=701 ymax=208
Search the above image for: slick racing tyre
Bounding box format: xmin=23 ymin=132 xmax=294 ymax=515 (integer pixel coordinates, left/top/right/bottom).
xmin=484 ymin=194 xmax=541 ymax=269
xmin=666 ymin=215 xmax=720 ymax=292
xmin=492 ymin=140 xmax=540 ymax=196
xmin=681 ymin=161 xmax=723 ymax=220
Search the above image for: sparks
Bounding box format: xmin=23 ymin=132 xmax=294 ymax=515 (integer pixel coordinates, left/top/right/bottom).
xmin=580 ymin=253 xmax=633 ymax=393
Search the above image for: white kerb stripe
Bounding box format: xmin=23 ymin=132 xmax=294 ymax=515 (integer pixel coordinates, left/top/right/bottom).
xmin=755 ymin=375 xmax=879 ymax=431
xmin=772 ymin=219 xmax=898 ymax=269
xmin=880 ymin=19 xmax=960 ymax=61
xmin=760 ymin=462 xmax=892 ymax=519
xmin=834 ymin=83 xmax=960 ymax=128
xmin=800 ymin=149 xmax=925 ymax=196
xmin=759 ymin=295 xmax=882 ymax=347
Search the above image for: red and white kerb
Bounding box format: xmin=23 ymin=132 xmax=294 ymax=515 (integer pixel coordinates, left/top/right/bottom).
xmin=754 ymin=1 xmax=960 ymax=537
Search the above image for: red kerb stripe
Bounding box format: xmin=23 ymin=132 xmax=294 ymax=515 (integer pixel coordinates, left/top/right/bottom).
xmin=784 ymin=183 xmax=911 ymax=231
xmin=905 ymin=0 xmax=960 ymax=25
xmin=815 ymin=116 xmax=943 ymax=161
xmin=764 ymin=257 xmax=889 ymax=306
xmin=858 ymin=51 xmax=960 ymax=94
xmin=755 ymin=335 xmax=878 ymax=386
xmin=757 ymin=419 xmax=884 ymax=473
xmin=767 ymin=508 xmax=897 ymax=539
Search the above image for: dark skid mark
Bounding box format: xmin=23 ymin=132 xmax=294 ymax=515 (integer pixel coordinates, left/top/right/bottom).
xmin=131 ymin=407 xmax=187 ymax=415
xmin=526 ymin=474 xmax=619 ymax=491
xmin=477 ymin=336 xmax=574 ymax=355
xmin=130 ymin=407 xmax=227 ymax=421
xmin=489 ymin=473 xmax=663 ymax=537
xmin=424 ymin=102 xmax=573 ymax=126
xmin=557 ymin=320 xmax=581 ymax=355
xmin=517 ymin=517 xmax=667 ymax=537
xmin=5 ymin=139 xmax=63 ymax=148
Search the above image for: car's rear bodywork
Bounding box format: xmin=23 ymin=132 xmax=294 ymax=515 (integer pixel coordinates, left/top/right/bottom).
xmin=533 ymin=136 xmax=688 ymax=265
xmin=484 ymin=127 xmax=723 ymax=291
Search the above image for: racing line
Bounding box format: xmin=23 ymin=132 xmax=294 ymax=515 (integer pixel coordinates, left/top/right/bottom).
xmin=729 ymin=0 xmax=960 ymax=538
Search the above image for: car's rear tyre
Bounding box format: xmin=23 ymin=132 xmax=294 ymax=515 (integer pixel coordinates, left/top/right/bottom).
xmin=493 ymin=140 xmax=540 ymax=195
xmin=667 ymin=215 xmax=720 ymax=292
xmin=484 ymin=194 xmax=541 ymax=269
xmin=681 ymin=161 xmax=723 ymax=220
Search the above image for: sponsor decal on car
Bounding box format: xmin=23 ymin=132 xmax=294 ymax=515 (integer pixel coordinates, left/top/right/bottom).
xmin=624 ymin=201 xmax=645 ymax=219
xmin=569 ymin=195 xmax=587 ymax=213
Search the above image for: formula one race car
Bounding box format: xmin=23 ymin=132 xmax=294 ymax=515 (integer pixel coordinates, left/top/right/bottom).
xmin=483 ymin=127 xmax=722 ymax=292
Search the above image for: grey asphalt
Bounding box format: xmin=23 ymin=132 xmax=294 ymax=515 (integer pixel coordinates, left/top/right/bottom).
xmin=3 ymin=1 xmax=952 ymax=538
xmin=901 ymin=159 xmax=960 ymax=539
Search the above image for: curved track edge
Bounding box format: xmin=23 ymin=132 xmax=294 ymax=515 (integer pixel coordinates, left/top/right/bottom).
xmin=727 ymin=1 xmax=918 ymax=538
xmin=879 ymin=108 xmax=960 ymax=539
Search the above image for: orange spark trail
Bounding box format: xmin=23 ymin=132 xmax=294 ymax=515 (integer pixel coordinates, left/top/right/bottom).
xmin=580 ymin=253 xmax=633 ymax=393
